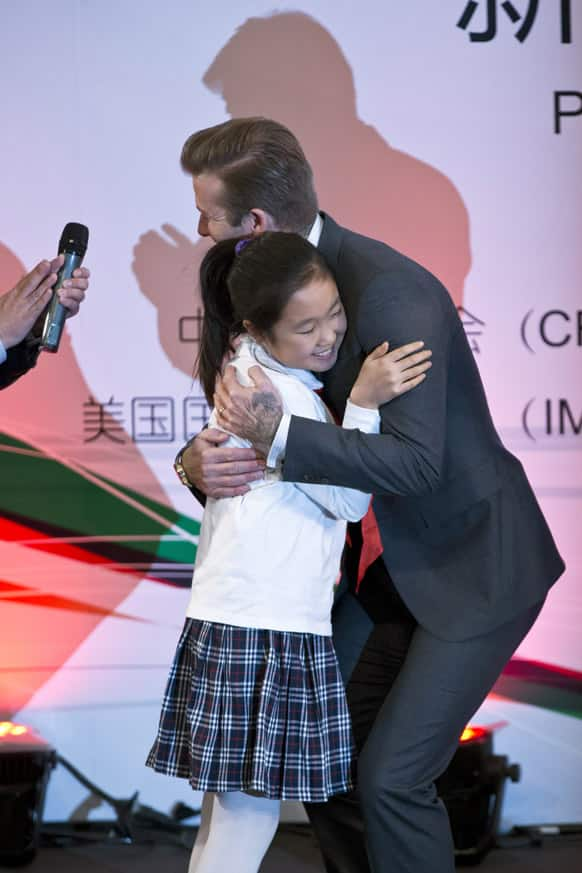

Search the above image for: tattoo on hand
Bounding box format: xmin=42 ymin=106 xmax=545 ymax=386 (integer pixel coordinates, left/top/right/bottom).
xmin=248 ymin=391 xmax=282 ymax=452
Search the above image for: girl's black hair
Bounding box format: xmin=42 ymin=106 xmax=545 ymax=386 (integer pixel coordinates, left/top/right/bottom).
xmin=197 ymin=231 xmax=331 ymax=403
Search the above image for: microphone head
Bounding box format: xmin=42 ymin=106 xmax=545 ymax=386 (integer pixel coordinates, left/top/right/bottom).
xmin=58 ymin=222 xmax=89 ymax=257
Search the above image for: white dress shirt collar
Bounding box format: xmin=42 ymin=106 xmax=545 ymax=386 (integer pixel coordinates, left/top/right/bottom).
xmin=307 ymin=213 xmax=324 ymax=248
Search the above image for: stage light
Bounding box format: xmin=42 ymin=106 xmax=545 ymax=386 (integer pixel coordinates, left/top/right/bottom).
xmin=459 ymin=726 xmax=489 ymax=744
xmin=0 ymin=721 xmax=56 ymax=865
xmin=437 ymin=724 xmax=521 ymax=865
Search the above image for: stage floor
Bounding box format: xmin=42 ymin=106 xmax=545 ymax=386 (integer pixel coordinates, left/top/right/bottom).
xmin=17 ymin=824 xmax=582 ymax=872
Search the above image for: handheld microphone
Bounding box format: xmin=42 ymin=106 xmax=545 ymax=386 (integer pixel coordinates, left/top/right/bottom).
xmin=40 ymin=222 xmax=89 ymax=353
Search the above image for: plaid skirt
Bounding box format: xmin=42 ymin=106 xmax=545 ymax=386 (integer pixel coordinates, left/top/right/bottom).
xmin=146 ymin=618 xmax=355 ymax=801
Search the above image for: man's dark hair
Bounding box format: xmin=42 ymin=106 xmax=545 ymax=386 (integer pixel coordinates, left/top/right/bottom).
xmin=181 ymin=117 xmax=319 ymax=235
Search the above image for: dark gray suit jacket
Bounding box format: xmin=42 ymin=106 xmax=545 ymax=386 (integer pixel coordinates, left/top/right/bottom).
xmin=283 ymin=214 xmax=564 ymax=641
xmin=0 ymin=340 xmax=40 ymax=389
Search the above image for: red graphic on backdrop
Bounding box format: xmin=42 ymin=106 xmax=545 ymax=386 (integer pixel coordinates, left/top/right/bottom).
xmin=0 ymin=242 xmax=179 ymax=717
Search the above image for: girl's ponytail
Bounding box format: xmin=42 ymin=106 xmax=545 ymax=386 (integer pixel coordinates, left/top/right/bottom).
xmin=197 ymin=238 xmax=242 ymax=403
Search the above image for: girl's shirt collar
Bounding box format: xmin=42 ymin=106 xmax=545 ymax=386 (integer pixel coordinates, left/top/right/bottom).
xmin=238 ymin=336 xmax=323 ymax=391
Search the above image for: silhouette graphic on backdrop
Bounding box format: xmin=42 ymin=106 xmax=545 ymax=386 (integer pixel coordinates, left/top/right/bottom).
xmin=204 ymin=12 xmax=471 ymax=305
xmin=132 ymin=225 xmax=210 ymax=376
xmin=133 ymin=11 xmax=470 ymax=377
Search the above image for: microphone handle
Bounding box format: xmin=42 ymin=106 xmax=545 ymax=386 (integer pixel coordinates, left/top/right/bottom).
xmin=40 ymin=251 xmax=84 ymax=353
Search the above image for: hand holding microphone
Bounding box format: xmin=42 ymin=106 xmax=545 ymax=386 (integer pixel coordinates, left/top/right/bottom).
xmin=0 ymin=260 xmax=58 ymax=351
xmin=40 ymin=222 xmax=90 ymax=352
xmin=0 ymin=222 xmax=89 ymax=360
xmin=0 ymin=223 xmax=90 ymax=389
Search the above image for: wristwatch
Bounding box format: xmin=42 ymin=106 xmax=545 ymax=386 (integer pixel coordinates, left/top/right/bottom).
xmin=174 ymin=441 xmax=194 ymax=488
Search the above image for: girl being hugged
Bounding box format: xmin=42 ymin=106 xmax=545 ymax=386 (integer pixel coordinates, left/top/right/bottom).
xmin=147 ymin=232 xmax=431 ymax=873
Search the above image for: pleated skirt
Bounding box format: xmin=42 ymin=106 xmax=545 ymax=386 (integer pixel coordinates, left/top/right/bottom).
xmin=146 ymin=618 xmax=355 ymax=801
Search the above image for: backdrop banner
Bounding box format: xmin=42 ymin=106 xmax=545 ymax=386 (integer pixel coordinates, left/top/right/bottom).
xmin=0 ymin=0 xmax=580 ymax=829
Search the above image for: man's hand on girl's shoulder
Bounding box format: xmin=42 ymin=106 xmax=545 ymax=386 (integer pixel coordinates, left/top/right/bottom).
xmin=214 ymin=365 xmax=283 ymax=458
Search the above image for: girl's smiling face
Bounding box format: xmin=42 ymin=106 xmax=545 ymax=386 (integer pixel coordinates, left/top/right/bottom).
xmin=246 ymin=274 xmax=347 ymax=372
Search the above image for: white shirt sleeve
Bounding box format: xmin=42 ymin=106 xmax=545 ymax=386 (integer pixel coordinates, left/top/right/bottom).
xmin=342 ymin=399 xmax=382 ymax=431
xmin=293 ymin=400 xmax=380 ymax=521
xmin=266 ymin=414 xmax=291 ymax=468
xmin=0 ymin=338 xmax=7 ymax=365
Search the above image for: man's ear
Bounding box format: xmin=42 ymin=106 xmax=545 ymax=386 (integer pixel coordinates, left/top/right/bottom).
xmin=244 ymin=209 xmax=278 ymax=235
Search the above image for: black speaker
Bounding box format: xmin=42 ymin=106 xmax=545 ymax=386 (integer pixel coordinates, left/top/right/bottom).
xmin=0 ymin=722 xmax=56 ymax=866
xmin=437 ymin=727 xmax=520 ymax=865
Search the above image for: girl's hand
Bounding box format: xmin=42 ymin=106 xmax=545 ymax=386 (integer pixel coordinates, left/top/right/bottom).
xmin=349 ymin=341 xmax=432 ymax=409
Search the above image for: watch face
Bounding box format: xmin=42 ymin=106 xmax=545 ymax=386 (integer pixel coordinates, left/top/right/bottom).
xmin=174 ymin=459 xmax=189 ymax=486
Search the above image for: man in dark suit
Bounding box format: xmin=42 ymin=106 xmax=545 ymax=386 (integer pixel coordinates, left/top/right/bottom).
xmin=0 ymin=256 xmax=89 ymax=389
xmin=176 ymin=118 xmax=564 ymax=873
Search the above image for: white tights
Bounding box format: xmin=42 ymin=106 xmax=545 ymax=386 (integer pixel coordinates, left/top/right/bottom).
xmin=188 ymin=791 xmax=280 ymax=873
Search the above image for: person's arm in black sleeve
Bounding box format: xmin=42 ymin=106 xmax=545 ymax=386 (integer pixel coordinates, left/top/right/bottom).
xmin=0 ymin=340 xmax=41 ymax=390
xmin=282 ymin=270 xmax=456 ymax=496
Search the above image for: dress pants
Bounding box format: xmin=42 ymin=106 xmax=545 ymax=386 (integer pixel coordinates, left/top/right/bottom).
xmin=305 ymin=566 xmax=544 ymax=873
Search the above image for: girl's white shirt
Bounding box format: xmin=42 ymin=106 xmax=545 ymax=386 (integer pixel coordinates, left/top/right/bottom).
xmin=186 ymin=336 xmax=380 ymax=636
